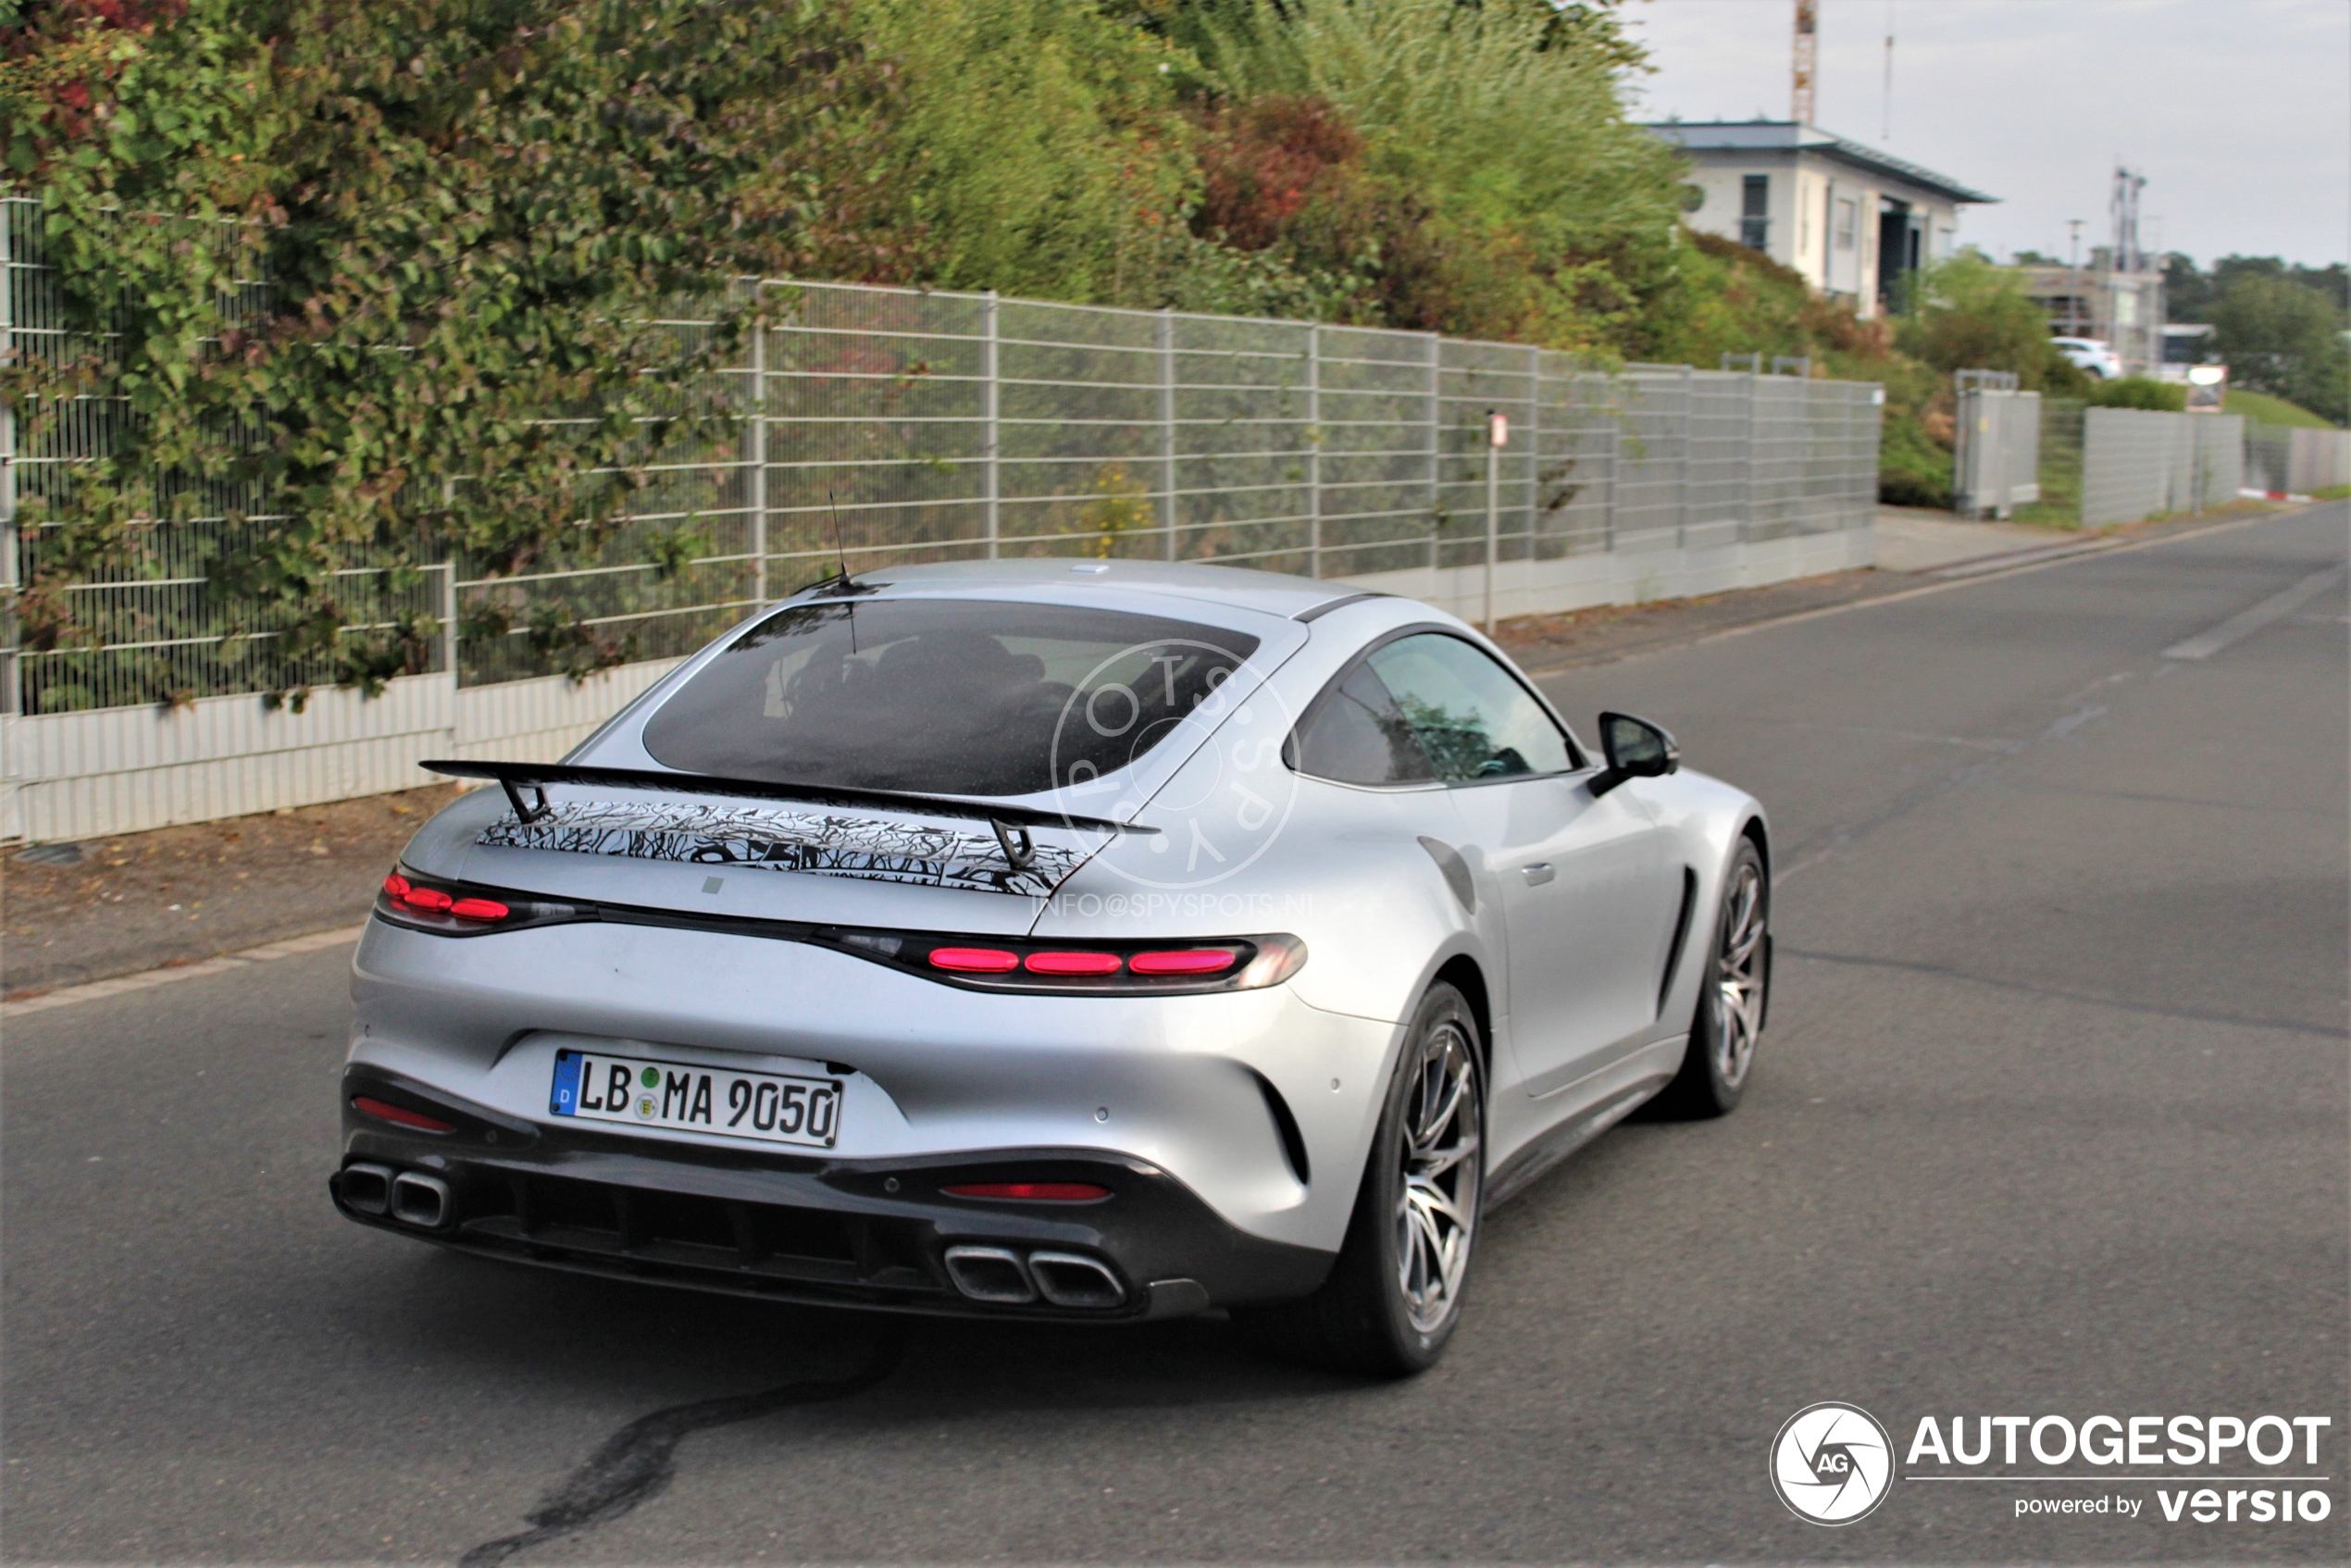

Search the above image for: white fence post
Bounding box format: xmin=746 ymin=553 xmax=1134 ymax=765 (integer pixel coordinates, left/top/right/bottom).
xmin=440 ymin=561 xmax=460 ymax=681
xmin=1741 ymin=368 xmax=1759 ymax=542
xmin=1 ymin=194 xmax=17 ymax=723
xmin=1157 ymin=307 xmax=1176 ymax=560
xmin=748 ymin=307 xmax=768 ymax=606
xmin=1426 ymin=334 xmax=1442 ymax=569
xmin=1484 ymin=416 xmax=1499 ymax=632
xmin=982 ymin=291 xmax=1001 ymax=560
xmin=1305 ymin=323 xmax=1322 ymax=580
xmin=1524 ymin=343 xmax=1541 ymax=560
xmin=1677 ymin=365 xmax=1695 ymax=549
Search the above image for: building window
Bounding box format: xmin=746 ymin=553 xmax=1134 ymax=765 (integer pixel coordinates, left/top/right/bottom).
xmin=1740 ymin=174 xmax=1770 ymax=250
xmin=1834 ymin=197 xmax=1858 ymax=251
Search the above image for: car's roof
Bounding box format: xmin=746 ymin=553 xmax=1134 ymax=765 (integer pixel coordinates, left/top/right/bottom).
xmin=853 ymin=558 xmax=1358 ymax=623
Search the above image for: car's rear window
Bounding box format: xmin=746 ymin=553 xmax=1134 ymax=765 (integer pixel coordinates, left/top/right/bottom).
xmin=639 ymin=597 xmax=1261 ymax=798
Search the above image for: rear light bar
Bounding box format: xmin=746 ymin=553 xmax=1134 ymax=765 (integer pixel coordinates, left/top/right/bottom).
xmin=372 ymin=865 xmax=1307 ymax=993
xmin=837 ymin=930 xmax=1306 ymax=994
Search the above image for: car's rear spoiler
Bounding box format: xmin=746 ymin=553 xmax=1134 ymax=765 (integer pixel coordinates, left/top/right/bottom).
xmin=418 ymin=759 xmax=1151 ymax=873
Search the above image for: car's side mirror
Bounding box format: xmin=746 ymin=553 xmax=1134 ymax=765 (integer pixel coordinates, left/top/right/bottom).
xmin=1590 ymin=711 xmax=1680 ymax=797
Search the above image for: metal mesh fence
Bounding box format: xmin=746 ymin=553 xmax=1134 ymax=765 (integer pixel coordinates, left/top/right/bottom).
xmin=4 ymin=210 xmax=1883 ymax=716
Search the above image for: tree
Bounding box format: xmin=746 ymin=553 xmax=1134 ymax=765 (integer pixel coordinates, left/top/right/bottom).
xmin=2209 ymin=274 xmax=2349 ymax=425
xmin=2 ymin=0 xmax=891 ymax=698
xmin=1896 ymin=253 xmax=2084 ymax=392
xmin=1172 ymin=0 xmax=1686 ymax=348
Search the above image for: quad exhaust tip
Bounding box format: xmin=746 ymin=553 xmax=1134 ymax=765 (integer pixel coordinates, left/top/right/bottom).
xmin=390 ymin=1171 xmax=451 ymax=1228
xmin=341 ymin=1162 xmax=395 ymax=1217
xmin=942 ymin=1245 xmax=1126 ymax=1309
xmin=338 ymin=1163 xmax=450 ymax=1228
xmin=942 ymin=1245 xmax=1034 ymax=1303
xmin=1027 ymin=1251 xmax=1126 ymax=1310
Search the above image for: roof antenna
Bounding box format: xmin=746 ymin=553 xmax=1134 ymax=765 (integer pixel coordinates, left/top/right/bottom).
xmin=807 ymin=487 xmax=878 ymax=600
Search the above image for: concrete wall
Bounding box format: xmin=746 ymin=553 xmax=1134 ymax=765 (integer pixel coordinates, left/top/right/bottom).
xmin=2082 ymin=409 xmax=2244 ymax=527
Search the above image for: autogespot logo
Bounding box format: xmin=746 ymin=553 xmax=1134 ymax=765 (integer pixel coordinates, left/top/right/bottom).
xmin=1772 ymin=1402 xmax=1896 ymax=1525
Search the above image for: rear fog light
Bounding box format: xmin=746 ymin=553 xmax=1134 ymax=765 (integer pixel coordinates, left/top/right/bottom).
xmin=352 ymin=1095 xmax=456 ymax=1134
xmin=943 ymin=1181 xmax=1111 ymax=1201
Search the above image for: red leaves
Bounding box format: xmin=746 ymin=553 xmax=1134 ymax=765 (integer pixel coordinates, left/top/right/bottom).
xmin=1191 ymin=94 xmax=1369 ymax=254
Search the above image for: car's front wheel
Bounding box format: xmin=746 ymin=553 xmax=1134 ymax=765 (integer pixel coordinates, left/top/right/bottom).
xmin=1233 ymin=982 xmax=1484 ymax=1377
xmin=1648 ymin=839 xmax=1769 ymax=1118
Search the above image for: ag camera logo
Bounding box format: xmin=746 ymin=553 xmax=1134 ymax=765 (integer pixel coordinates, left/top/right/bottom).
xmin=1772 ymin=1402 xmax=1895 ymax=1524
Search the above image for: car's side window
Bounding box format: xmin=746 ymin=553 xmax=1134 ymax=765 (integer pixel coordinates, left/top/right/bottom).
xmin=1289 ymin=663 xmax=1437 ymax=786
xmin=1364 ymin=633 xmax=1574 ymax=783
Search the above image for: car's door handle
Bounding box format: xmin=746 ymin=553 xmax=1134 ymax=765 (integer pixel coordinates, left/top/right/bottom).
xmin=1521 ymin=863 xmax=1556 ymax=886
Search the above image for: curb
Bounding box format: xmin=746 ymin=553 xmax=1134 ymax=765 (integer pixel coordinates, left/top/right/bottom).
xmin=3 ymin=924 xmax=365 ymax=1018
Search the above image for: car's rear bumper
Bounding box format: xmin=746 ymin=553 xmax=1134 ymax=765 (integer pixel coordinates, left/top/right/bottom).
xmin=330 ymin=1063 xmax=1336 ymax=1321
xmin=349 ymin=914 xmax=1403 ymax=1255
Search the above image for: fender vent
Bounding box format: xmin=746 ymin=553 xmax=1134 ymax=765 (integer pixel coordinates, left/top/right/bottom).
xmin=1253 ymin=1072 xmax=1311 ymax=1186
xmin=1656 ymin=867 xmax=1700 ymax=1018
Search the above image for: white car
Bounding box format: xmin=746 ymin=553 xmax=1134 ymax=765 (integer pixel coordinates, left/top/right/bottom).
xmin=2052 ymin=337 xmax=2121 ymax=380
xmin=330 ymin=561 xmax=1773 ymax=1375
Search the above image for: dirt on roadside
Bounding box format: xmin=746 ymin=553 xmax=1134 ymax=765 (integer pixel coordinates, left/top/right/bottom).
xmin=1489 ymin=566 xmax=1904 ymax=671
xmin=3 ymin=783 xmax=464 ymax=999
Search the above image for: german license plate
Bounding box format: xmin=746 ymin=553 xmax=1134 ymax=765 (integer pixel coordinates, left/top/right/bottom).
xmin=550 ymin=1050 xmax=843 ymax=1150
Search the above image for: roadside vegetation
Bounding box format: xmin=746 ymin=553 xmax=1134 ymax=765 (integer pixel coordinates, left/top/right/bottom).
xmin=2165 ymin=255 xmax=2348 ymax=428
xmin=0 ymin=0 xmax=2257 ymax=693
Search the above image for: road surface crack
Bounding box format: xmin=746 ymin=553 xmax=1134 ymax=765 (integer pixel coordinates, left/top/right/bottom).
xmin=457 ymin=1326 xmax=906 ymax=1567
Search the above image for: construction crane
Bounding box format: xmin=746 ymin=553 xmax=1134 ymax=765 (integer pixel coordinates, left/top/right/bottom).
xmin=1793 ymin=0 xmax=1819 ymax=126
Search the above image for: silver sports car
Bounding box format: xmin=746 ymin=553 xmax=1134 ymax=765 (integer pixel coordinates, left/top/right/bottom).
xmin=332 ymin=560 xmax=1771 ymax=1375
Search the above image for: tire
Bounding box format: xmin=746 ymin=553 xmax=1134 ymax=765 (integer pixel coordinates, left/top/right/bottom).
xmin=1645 ymin=840 xmax=1769 ymax=1120
xmin=1232 ymin=983 xmax=1485 ymax=1377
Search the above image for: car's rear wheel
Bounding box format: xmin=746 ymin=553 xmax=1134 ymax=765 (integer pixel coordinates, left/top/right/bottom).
xmin=1233 ymin=982 xmax=1483 ymax=1377
xmin=1647 ymin=840 xmax=1768 ymax=1119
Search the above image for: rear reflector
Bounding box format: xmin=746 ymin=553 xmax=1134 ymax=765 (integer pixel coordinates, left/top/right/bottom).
xmin=1024 ymin=951 xmax=1122 ymax=977
xmin=1128 ymin=948 xmax=1239 ymax=976
xmin=942 ymin=1181 xmax=1111 ymax=1201
xmin=928 ymin=947 xmax=1020 ymax=974
xmin=448 ymin=897 xmax=510 ymax=921
xmin=351 ymin=1095 xmax=456 ymax=1134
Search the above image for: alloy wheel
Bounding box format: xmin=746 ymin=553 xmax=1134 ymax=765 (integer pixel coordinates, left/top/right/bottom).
xmin=1710 ymin=862 xmax=1767 ymax=1090
xmin=1394 ymin=1022 xmax=1481 ymax=1335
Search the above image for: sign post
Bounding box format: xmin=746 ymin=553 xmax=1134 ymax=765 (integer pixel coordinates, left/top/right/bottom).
xmin=1485 ymin=410 xmax=1509 ymax=633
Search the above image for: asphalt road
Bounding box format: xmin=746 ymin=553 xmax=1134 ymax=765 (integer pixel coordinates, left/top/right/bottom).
xmin=6 ymin=504 xmax=2345 ymax=1564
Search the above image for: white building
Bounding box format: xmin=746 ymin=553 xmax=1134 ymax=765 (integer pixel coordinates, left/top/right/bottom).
xmin=1641 ymin=121 xmax=1997 ymax=319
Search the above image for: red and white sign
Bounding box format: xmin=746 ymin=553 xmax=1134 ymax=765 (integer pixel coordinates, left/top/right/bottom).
xmin=1487 ymin=412 xmax=1510 ymax=447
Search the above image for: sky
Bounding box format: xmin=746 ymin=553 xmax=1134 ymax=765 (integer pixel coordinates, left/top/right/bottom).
xmin=1622 ymin=0 xmax=2350 ymax=269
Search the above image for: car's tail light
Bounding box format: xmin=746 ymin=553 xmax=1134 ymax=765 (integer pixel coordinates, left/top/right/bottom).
xmin=374 ymin=866 xmax=582 ymax=938
xmin=369 ymin=860 xmax=1304 ymax=992
xmin=929 ymin=947 xmax=1021 ymax=974
xmin=840 ymin=931 xmax=1304 ymax=994
xmin=1129 ymin=949 xmax=1239 ymax=977
xmin=943 ymin=1181 xmax=1111 ymax=1202
xmin=1023 ymin=951 xmax=1122 ymax=977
